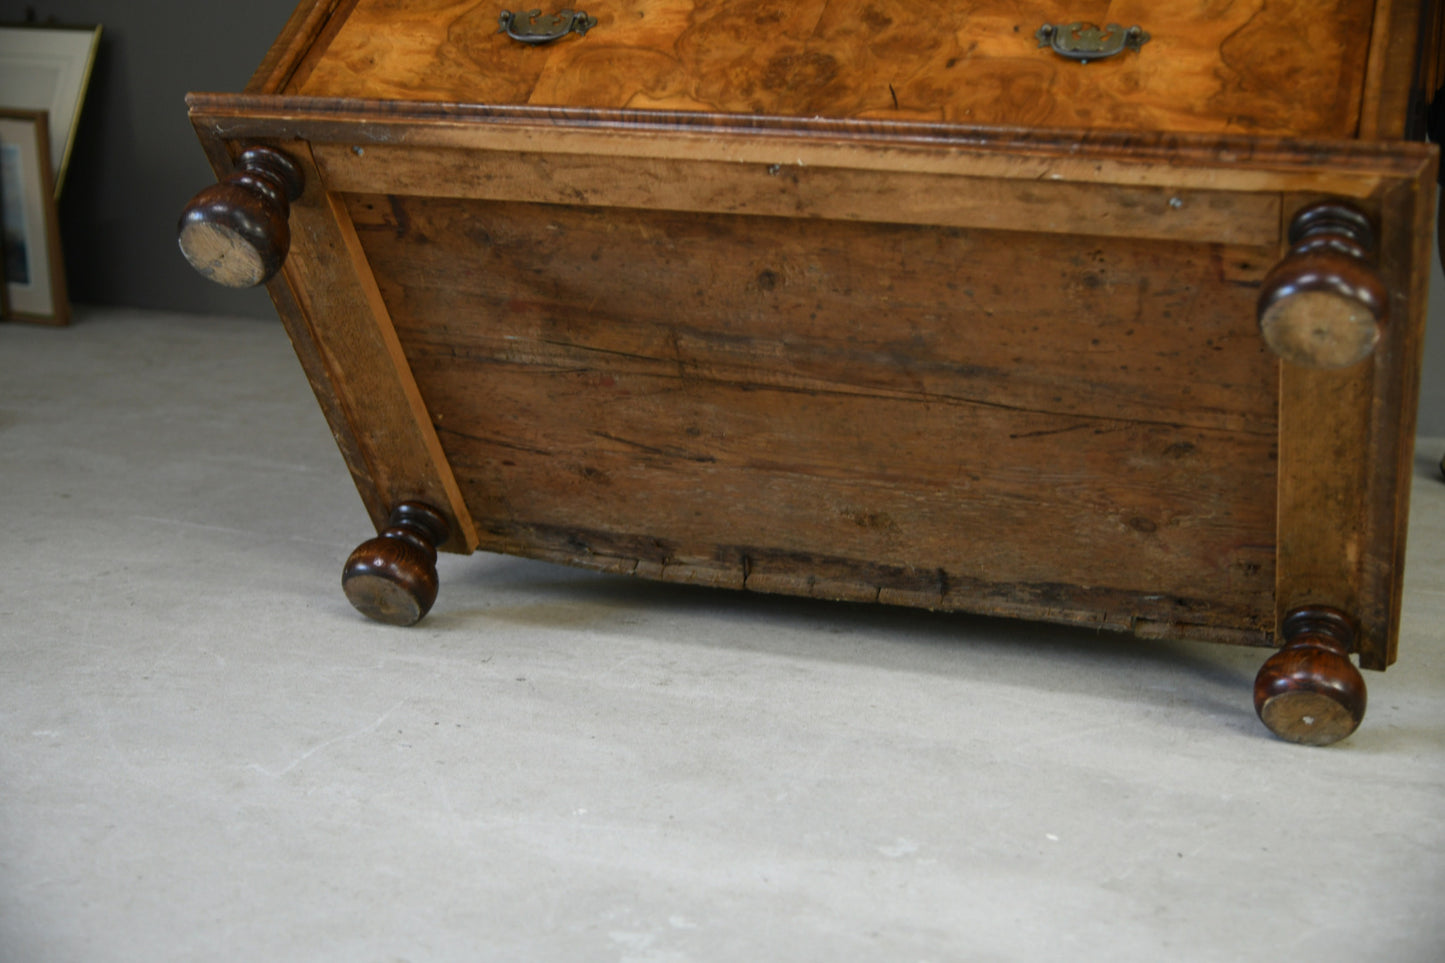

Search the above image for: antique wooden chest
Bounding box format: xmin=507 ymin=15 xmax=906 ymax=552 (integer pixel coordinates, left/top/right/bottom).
xmin=179 ymin=0 xmax=1443 ymax=744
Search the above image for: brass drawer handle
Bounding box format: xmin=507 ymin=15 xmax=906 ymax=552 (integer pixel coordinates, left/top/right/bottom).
xmin=498 ymin=8 xmax=597 ymax=45
xmin=1036 ymin=22 xmax=1150 ymax=63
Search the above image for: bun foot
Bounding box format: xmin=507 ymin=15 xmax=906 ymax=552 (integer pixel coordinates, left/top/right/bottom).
xmin=342 ymin=502 xmax=450 ymax=626
xmin=1254 ymin=607 xmax=1367 ymax=746
xmin=1257 ymin=201 xmax=1387 ymax=369
xmin=178 ymin=146 xmax=304 ymax=288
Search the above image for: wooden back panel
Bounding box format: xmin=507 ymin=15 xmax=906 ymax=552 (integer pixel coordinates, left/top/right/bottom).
xmin=352 ymin=192 xmax=1282 ymax=640
xmin=281 ymin=0 xmax=1380 ymax=137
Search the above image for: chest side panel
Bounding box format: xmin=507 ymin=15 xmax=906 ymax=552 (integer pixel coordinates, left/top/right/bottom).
xmin=289 ymin=0 xmax=1377 ymax=137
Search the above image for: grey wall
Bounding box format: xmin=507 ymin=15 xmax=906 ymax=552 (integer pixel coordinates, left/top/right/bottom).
xmin=1 ymin=0 xmax=295 ymax=319
xmin=2 ymin=0 xmax=1443 ymax=435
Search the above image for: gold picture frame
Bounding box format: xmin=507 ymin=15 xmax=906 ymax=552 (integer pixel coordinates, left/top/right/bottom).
xmin=0 ymin=22 xmax=101 ymax=196
xmin=1 ymin=109 xmax=69 ymax=325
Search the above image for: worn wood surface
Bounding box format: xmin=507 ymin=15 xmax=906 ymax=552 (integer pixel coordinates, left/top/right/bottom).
xmin=347 ymin=192 xmax=1280 ymax=640
xmin=280 ymin=148 xmax=479 ymax=552
xmin=315 ymin=141 xmax=1281 ymax=247
xmin=286 ymin=0 xmax=1378 ymax=138
xmin=186 ymin=0 xmax=1438 ymax=656
xmin=1273 ymin=174 xmax=1435 ymax=670
xmin=1275 ymin=360 xmax=1375 ymax=656
xmin=184 ymin=134 xmax=481 ymax=553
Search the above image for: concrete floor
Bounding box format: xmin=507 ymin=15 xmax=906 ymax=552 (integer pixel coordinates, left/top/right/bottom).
xmin=1 ymin=307 xmax=1443 ymax=962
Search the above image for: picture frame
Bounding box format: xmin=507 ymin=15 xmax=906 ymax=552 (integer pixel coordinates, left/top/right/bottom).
xmin=2 ymin=108 xmax=69 ymax=325
xmin=0 ymin=22 xmax=101 ymax=196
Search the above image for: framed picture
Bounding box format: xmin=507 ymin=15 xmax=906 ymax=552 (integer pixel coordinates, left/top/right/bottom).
xmin=0 ymin=22 xmax=101 ymax=195
xmin=1 ymin=109 xmax=69 ymax=324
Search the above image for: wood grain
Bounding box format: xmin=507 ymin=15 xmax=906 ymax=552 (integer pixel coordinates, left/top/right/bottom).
xmin=1275 ymin=360 xmax=1374 ymax=658
xmin=288 ymin=0 xmax=1378 ymax=138
xmin=246 ymin=0 xmax=353 ymax=94
xmin=229 ymin=141 xmax=480 ymax=552
xmin=315 ymin=141 xmax=1281 ymax=246
xmin=1273 ymin=174 xmax=1436 ymax=670
xmin=351 ymin=193 xmax=1280 ymax=640
xmin=349 ymin=194 xmax=1278 ymax=432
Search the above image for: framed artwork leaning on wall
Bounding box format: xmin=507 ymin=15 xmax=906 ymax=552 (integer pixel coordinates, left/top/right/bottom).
xmin=1 ymin=109 xmax=68 ymax=324
xmin=0 ymin=22 xmax=101 ymax=196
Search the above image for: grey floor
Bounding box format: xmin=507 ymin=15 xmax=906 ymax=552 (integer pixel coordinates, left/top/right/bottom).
xmin=2 ymin=307 xmax=1443 ymax=962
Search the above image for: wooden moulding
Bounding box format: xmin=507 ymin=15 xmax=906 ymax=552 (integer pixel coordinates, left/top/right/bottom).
xmin=314 ymin=142 xmax=1277 ymax=246
xmin=185 ymin=96 xmax=1434 ymax=198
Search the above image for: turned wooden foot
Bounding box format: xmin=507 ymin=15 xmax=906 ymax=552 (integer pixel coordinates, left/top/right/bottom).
xmin=1254 ymin=607 xmax=1367 ymax=746
xmin=342 ymin=502 xmax=450 ymax=626
xmin=1257 ymin=201 xmax=1387 ymax=369
xmin=178 ymin=146 xmax=303 ymax=288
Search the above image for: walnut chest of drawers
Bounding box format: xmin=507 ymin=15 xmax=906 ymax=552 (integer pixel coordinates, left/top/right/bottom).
xmin=180 ymin=0 xmax=1443 ymax=744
